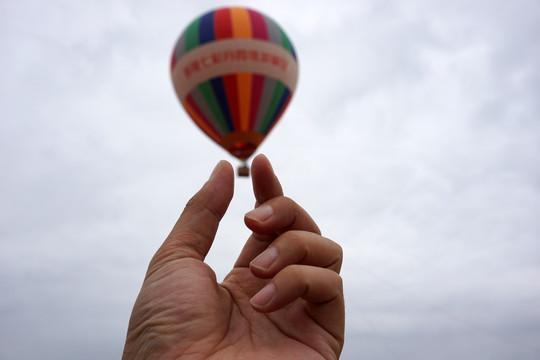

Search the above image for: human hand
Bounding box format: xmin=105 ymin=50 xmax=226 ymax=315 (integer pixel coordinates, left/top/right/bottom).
xmin=122 ymin=155 xmax=344 ymax=359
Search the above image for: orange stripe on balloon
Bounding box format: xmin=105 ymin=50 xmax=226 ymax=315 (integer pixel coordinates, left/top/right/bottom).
xmin=230 ymin=7 xmax=252 ymax=38
xmin=229 ymin=8 xmax=253 ymax=131
xmin=183 ymin=97 xmax=221 ymax=143
xmin=237 ymin=73 xmax=252 ymax=131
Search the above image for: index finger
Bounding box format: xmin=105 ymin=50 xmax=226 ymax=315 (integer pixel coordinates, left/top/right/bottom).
xmin=252 ymin=154 xmax=283 ymax=206
xmin=234 ymin=154 xmax=284 ymax=268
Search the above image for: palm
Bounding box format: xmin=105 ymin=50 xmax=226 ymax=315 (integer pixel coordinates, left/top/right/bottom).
xmin=140 ymin=258 xmax=335 ymax=359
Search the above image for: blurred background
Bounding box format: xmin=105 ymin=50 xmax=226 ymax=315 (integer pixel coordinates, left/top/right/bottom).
xmin=1 ymin=0 xmax=539 ymax=359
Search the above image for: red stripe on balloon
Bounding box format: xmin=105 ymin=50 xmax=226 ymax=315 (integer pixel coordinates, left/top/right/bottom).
xmin=170 ymin=52 xmax=177 ymax=72
xmin=248 ymin=8 xmax=268 ymax=39
xmin=249 ymin=74 xmax=265 ymax=130
xmin=222 ymin=74 xmax=240 ymax=130
xmin=213 ymin=8 xmax=232 ymax=39
xmin=185 ymin=94 xmax=222 ymax=140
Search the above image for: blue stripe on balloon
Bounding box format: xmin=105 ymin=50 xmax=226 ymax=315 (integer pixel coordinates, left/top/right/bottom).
xmin=263 ymin=87 xmax=291 ymax=135
xmin=198 ymin=11 xmax=215 ymax=44
xmin=210 ymin=77 xmax=234 ymax=132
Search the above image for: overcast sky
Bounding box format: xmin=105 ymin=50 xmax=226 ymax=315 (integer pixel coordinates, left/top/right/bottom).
xmin=1 ymin=0 xmax=539 ymax=359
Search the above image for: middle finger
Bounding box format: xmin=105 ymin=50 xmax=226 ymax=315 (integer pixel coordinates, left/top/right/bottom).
xmin=234 ymin=196 xmax=321 ymax=268
xmin=249 ymin=230 xmax=343 ymax=277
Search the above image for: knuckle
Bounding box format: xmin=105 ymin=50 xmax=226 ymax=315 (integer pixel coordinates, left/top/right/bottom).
xmin=318 ymin=270 xmax=344 ymax=296
xmin=280 ymin=264 xmax=304 ymax=280
xmin=272 ymin=196 xmax=300 ymax=215
xmin=281 ymin=195 xmax=296 ymax=205
xmin=335 ymin=242 xmax=343 ymax=257
xmin=334 ymin=242 xmax=343 ymax=262
xmin=275 ymin=230 xmax=310 ymax=259
xmin=333 ymin=271 xmax=343 ymax=289
xmin=280 ymin=230 xmax=306 ymax=247
xmin=183 ymin=192 xmax=200 ymax=211
xmin=326 ymin=238 xmax=343 ymax=272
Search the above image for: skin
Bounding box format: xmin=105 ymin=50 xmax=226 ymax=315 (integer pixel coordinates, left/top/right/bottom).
xmin=122 ymin=154 xmax=344 ymax=360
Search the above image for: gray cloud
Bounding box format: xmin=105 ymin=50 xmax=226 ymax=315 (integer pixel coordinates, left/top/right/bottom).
xmin=1 ymin=0 xmax=539 ymax=359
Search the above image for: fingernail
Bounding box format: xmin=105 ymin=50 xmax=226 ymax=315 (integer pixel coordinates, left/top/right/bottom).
xmin=209 ymin=161 xmax=223 ymax=180
xmin=245 ymin=204 xmax=273 ymax=223
xmin=251 ymin=247 xmax=278 ymax=271
xmin=250 ymin=283 xmax=275 ymax=308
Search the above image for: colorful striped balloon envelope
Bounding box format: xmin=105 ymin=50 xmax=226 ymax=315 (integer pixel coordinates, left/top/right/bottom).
xmin=170 ymin=6 xmax=298 ymax=175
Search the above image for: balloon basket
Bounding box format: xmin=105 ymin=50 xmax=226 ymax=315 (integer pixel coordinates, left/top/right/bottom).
xmin=237 ymin=163 xmax=250 ymax=177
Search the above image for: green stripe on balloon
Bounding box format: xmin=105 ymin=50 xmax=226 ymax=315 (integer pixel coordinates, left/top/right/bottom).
xmin=198 ymin=81 xmax=230 ymax=133
xmin=279 ymin=28 xmax=295 ymax=58
xmin=184 ymin=17 xmax=201 ymax=52
xmin=264 ymin=87 xmax=291 ymax=135
xmin=190 ymin=87 xmax=225 ymax=137
xmin=259 ymin=81 xmax=286 ymax=133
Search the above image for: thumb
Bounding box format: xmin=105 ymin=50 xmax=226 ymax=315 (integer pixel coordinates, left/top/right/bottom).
xmin=148 ymin=161 xmax=234 ymax=274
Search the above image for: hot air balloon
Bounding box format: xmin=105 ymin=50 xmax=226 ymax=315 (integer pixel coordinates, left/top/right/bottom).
xmin=170 ymin=6 xmax=298 ymax=176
